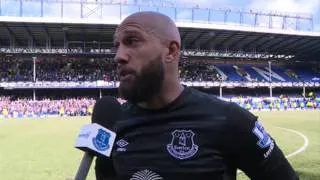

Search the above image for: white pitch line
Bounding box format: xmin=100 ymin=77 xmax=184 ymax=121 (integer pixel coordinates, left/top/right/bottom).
xmin=237 ymin=126 xmax=309 ymax=174
xmin=275 ymin=126 xmax=309 ymax=159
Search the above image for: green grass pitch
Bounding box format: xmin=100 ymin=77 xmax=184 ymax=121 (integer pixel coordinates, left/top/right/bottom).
xmin=0 ymin=111 xmax=319 ymax=180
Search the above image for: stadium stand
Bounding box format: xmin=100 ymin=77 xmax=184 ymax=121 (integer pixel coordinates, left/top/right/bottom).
xmin=0 ymin=1 xmax=319 ymax=118
xmin=0 ymin=96 xmax=95 ymax=118
xmin=0 ymin=53 xmax=320 ymax=118
xmin=1 ymin=55 xmax=319 ymax=83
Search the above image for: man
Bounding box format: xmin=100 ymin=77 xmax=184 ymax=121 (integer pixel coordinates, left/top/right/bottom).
xmin=95 ymin=11 xmax=299 ymax=180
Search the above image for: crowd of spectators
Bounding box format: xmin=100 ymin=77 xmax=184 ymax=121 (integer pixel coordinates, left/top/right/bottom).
xmin=0 ymin=94 xmax=319 ymax=118
xmin=0 ymin=96 xmax=95 ymax=118
xmin=179 ymin=60 xmax=224 ymax=81
xmin=0 ymin=57 xmax=222 ymax=82
xmin=1 ymin=57 xmax=319 ymax=82
xmin=226 ymin=95 xmax=320 ymax=111
xmin=0 ymin=58 xmax=33 ymax=81
xmin=0 ymin=56 xmax=319 ymax=118
xmin=0 ymin=57 xmax=118 ymax=82
xmin=35 ymin=58 xmax=117 ymax=81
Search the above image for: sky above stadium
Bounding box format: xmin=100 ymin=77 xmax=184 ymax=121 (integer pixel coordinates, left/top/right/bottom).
xmin=1 ymin=0 xmax=320 ymax=32
xmin=176 ymin=0 xmax=320 ymax=31
xmin=187 ymin=0 xmax=320 ymax=30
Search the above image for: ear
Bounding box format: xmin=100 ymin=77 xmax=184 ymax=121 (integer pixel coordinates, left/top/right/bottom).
xmin=164 ymin=41 xmax=180 ymax=63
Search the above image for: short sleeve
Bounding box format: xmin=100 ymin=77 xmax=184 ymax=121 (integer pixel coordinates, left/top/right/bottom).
xmin=224 ymin=103 xmax=299 ymax=180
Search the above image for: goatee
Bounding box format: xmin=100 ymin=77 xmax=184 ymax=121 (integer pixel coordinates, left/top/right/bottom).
xmin=118 ymin=54 xmax=164 ymax=104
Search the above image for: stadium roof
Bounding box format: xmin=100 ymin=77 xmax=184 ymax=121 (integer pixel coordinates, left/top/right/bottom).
xmin=0 ymin=19 xmax=319 ymax=62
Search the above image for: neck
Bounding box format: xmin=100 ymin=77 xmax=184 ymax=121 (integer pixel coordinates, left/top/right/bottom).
xmin=138 ymin=79 xmax=184 ymax=109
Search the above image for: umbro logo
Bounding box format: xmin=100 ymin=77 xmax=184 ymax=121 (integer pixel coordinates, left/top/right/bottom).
xmin=130 ymin=169 xmax=163 ymax=180
xmin=116 ymin=139 xmax=129 ymax=152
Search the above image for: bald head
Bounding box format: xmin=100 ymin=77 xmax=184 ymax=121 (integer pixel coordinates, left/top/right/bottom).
xmin=116 ymin=11 xmax=181 ymax=48
xmin=114 ymin=11 xmax=183 ymax=105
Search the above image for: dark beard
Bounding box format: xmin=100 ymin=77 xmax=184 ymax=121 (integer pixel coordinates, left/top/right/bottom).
xmin=118 ymin=54 xmax=164 ymax=104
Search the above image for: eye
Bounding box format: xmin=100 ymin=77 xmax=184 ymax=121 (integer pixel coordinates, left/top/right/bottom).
xmin=113 ymin=41 xmax=120 ymax=49
xmin=126 ymin=36 xmax=140 ymax=45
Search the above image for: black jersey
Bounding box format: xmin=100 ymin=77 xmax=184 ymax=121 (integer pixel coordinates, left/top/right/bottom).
xmin=95 ymin=87 xmax=298 ymax=180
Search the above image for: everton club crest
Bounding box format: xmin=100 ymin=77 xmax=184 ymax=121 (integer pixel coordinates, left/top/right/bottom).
xmin=167 ymin=130 xmax=198 ymax=160
xmin=92 ymin=129 xmax=111 ymax=151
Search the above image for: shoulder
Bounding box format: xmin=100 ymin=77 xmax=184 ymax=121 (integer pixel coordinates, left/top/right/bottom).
xmin=186 ymin=88 xmax=236 ymax=110
xmin=120 ymin=101 xmax=134 ymax=112
xmin=188 ymin=88 xmax=257 ymax=121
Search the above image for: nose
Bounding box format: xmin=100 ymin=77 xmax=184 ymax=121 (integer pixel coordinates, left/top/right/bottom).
xmin=114 ymin=44 xmax=129 ymax=65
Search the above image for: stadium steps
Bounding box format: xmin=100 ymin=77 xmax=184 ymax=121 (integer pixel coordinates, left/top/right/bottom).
xmin=240 ymin=65 xmax=265 ymax=82
xmin=269 ymin=66 xmax=297 ymax=82
xmin=253 ymin=65 xmax=285 ymax=82
xmin=215 ymin=64 xmax=244 ymax=81
xmin=292 ymin=67 xmax=320 ymax=82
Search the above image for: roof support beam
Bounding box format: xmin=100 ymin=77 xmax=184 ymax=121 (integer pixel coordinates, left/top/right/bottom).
xmin=255 ymin=38 xmax=281 ymax=52
xmin=220 ymin=32 xmax=238 ymax=49
xmin=0 ymin=38 xmax=5 ymax=47
xmin=228 ymin=34 xmax=252 ymax=50
xmin=204 ymin=32 xmax=227 ymax=50
xmin=245 ymin=35 xmax=268 ymax=51
xmin=305 ymin=42 xmax=320 ymax=53
xmin=23 ymin=23 xmax=37 ymax=48
xmin=187 ymin=31 xmax=205 ymax=49
xmin=278 ymin=38 xmax=311 ymax=54
xmin=82 ymin=26 xmax=86 ymax=50
xmin=265 ymin=38 xmax=290 ymax=52
xmin=42 ymin=23 xmax=52 ymax=49
xmin=267 ymin=37 xmax=290 ymax=51
xmin=62 ymin=26 xmax=68 ymax=49
xmin=295 ymin=39 xmax=319 ymax=51
xmin=270 ymin=37 xmax=302 ymax=52
xmin=181 ymin=32 xmax=189 ymax=50
xmin=286 ymin=38 xmax=310 ymax=50
xmin=201 ymin=32 xmax=222 ymax=50
xmin=3 ymin=24 xmax=19 ymax=48
xmin=295 ymin=41 xmax=320 ymax=56
xmin=209 ymin=35 xmax=229 ymax=50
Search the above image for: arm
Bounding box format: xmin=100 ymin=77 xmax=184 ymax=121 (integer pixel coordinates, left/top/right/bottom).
xmin=225 ymin=103 xmax=299 ymax=180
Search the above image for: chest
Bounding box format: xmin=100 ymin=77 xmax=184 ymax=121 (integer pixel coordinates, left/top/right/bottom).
xmin=111 ymin=112 xmax=230 ymax=177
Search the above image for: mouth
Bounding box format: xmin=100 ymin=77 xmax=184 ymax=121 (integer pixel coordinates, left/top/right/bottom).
xmin=119 ymin=70 xmax=128 ymax=77
xmin=119 ymin=74 xmax=133 ymax=81
xmin=118 ymin=69 xmax=135 ymax=81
